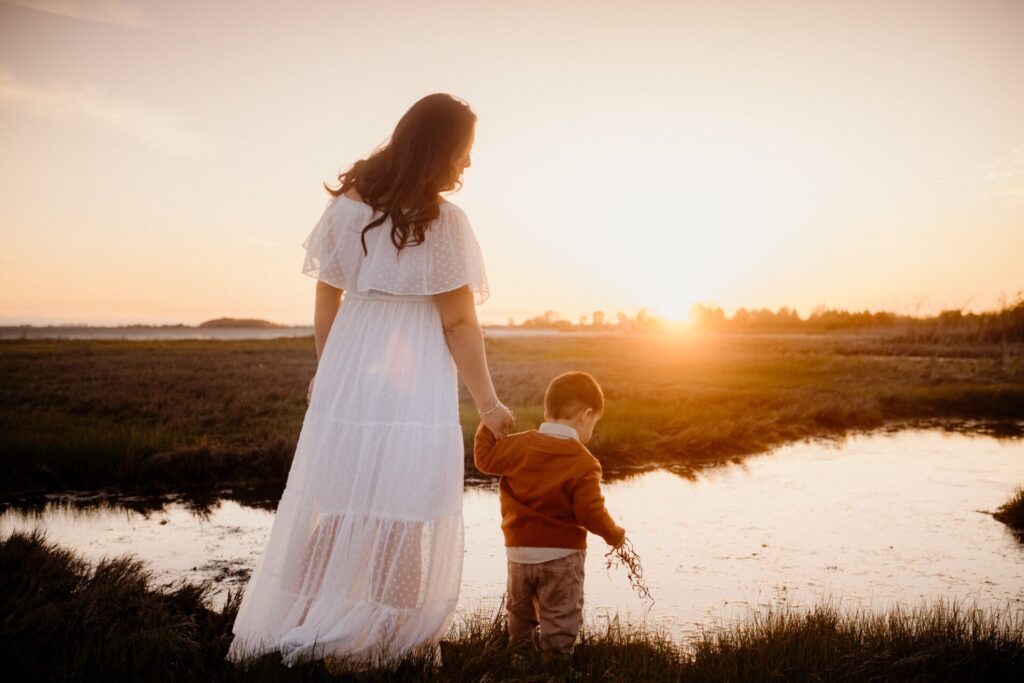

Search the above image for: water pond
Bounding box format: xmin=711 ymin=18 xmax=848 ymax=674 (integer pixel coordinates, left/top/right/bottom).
xmin=2 ymin=430 xmax=1022 ymax=641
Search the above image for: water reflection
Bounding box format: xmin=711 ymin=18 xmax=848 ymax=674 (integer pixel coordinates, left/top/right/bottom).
xmin=0 ymin=486 xmax=282 ymax=518
xmin=2 ymin=430 xmax=1021 ymax=641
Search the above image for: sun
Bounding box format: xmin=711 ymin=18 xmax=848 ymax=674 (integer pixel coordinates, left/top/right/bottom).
xmin=643 ymin=295 xmax=697 ymax=323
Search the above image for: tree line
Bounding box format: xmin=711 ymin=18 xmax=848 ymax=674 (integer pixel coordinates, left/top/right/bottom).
xmin=502 ymin=294 xmax=1024 ymax=343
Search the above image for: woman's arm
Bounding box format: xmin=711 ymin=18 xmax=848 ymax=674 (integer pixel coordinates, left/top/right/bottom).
xmin=434 ymin=285 xmax=515 ymax=437
xmin=313 ymin=280 xmax=343 ymax=362
xmin=308 ymin=281 xmax=343 ymax=401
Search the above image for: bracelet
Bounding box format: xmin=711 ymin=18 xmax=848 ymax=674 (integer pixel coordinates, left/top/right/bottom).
xmin=479 ymin=399 xmax=503 ymax=417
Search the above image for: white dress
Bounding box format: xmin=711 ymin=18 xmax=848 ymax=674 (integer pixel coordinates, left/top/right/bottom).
xmin=225 ymin=194 xmax=489 ymax=668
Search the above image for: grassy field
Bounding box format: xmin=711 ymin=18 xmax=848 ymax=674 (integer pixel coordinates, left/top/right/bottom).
xmin=1 ymin=331 xmax=1021 ymax=497
xmin=2 ymin=528 xmax=1021 ymax=682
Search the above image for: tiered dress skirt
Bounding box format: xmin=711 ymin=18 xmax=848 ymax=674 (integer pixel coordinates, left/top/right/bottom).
xmin=226 ymin=290 xmax=465 ymax=668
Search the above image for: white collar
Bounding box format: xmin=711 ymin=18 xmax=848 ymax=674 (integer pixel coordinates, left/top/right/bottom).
xmin=538 ymin=422 xmax=579 ymax=441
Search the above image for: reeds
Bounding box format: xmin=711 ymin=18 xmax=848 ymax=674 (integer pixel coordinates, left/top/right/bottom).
xmin=684 ymin=597 xmax=1024 ymax=681
xmin=994 ymin=487 xmax=1024 ymax=538
xmin=0 ymin=527 xmax=239 ymax=681
xmin=3 ymin=528 xmax=1022 ymax=681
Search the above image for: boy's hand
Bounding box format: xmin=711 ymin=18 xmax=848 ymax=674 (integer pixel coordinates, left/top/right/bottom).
xmin=482 ymin=402 xmax=515 ymax=439
xmin=612 ymin=527 xmax=627 ymax=549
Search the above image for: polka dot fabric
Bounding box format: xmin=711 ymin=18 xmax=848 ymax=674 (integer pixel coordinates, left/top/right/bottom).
xmin=226 ymin=196 xmax=487 ymax=670
xmin=300 ymin=195 xmax=489 ymax=305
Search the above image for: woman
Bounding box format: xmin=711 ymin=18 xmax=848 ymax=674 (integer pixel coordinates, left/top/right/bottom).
xmin=226 ymin=93 xmax=515 ymax=671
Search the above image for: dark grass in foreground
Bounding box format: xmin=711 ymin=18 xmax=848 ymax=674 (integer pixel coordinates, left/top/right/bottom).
xmin=2 ymin=529 xmax=1022 ymax=682
xmin=995 ymin=487 xmax=1024 ymax=539
xmin=1 ymin=332 xmax=1022 ymax=498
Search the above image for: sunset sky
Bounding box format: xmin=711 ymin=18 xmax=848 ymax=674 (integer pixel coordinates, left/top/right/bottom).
xmin=1 ymin=0 xmax=1021 ymax=326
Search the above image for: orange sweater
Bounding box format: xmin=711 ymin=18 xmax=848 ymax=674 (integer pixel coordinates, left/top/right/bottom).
xmin=473 ymin=423 xmax=625 ymax=550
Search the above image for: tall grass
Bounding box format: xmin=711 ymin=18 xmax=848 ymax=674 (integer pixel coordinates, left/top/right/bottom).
xmin=2 ymin=528 xmax=1022 ymax=681
xmin=994 ymin=487 xmax=1024 ymax=539
xmin=0 ymin=528 xmax=237 ymax=681
xmin=1 ymin=331 xmax=1021 ymax=496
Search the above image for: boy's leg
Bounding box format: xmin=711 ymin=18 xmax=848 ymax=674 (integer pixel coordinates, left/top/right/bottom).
xmin=506 ymin=559 xmax=540 ymax=651
xmin=534 ymin=550 xmax=586 ymax=669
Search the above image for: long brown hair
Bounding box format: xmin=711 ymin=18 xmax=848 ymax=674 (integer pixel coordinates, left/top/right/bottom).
xmin=324 ymin=93 xmax=476 ymax=255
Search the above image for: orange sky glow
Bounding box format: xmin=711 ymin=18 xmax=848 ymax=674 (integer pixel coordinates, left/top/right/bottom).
xmin=1 ymin=0 xmax=1022 ymax=326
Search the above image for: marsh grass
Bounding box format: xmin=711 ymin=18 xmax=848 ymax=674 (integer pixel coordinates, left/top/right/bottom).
xmin=683 ymin=598 xmax=1024 ymax=682
xmin=994 ymin=487 xmax=1024 ymax=539
xmin=2 ymin=528 xmax=1022 ymax=681
xmin=0 ymin=528 xmax=237 ymax=681
xmin=1 ymin=332 xmax=1021 ymax=497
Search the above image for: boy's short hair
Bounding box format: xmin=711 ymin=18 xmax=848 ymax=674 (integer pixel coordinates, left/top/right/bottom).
xmin=544 ymin=371 xmax=604 ymax=420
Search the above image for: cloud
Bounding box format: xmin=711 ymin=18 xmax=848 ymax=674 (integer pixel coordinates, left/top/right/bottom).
xmin=977 ymin=146 xmax=1024 ymax=203
xmin=0 ymin=0 xmax=155 ymax=28
xmin=982 ymin=145 xmax=1024 ymax=182
xmin=949 ymin=146 xmax=1024 ymax=203
xmin=0 ymin=64 xmax=201 ymax=156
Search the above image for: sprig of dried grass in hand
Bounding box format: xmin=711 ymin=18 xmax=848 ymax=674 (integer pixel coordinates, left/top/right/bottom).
xmin=604 ymin=536 xmax=654 ymax=606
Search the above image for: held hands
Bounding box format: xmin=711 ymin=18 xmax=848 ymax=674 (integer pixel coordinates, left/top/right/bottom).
xmin=480 ymin=399 xmax=515 ymax=439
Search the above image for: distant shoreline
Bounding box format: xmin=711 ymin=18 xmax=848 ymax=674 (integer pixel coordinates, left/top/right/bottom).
xmin=0 ymin=325 xmax=318 ymax=341
xmin=3 ymin=296 xmax=1020 ymax=341
xmin=0 ymin=324 xmax=627 ymax=340
xmin=0 ymin=324 xmax=998 ymax=341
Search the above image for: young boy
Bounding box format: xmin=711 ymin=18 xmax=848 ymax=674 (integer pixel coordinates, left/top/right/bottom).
xmin=474 ymin=371 xmax=626 ymax=671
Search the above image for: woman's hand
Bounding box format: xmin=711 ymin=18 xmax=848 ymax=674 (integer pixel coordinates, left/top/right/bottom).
xmin=482 ymin=401 xmax=515 ymax=439
xmin=307 ymin=375 xmax=316 ymax=403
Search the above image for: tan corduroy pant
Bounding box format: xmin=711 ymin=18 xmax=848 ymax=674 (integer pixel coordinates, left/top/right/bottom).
xmin=505 ymin=549 xmax=586 ymax=661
